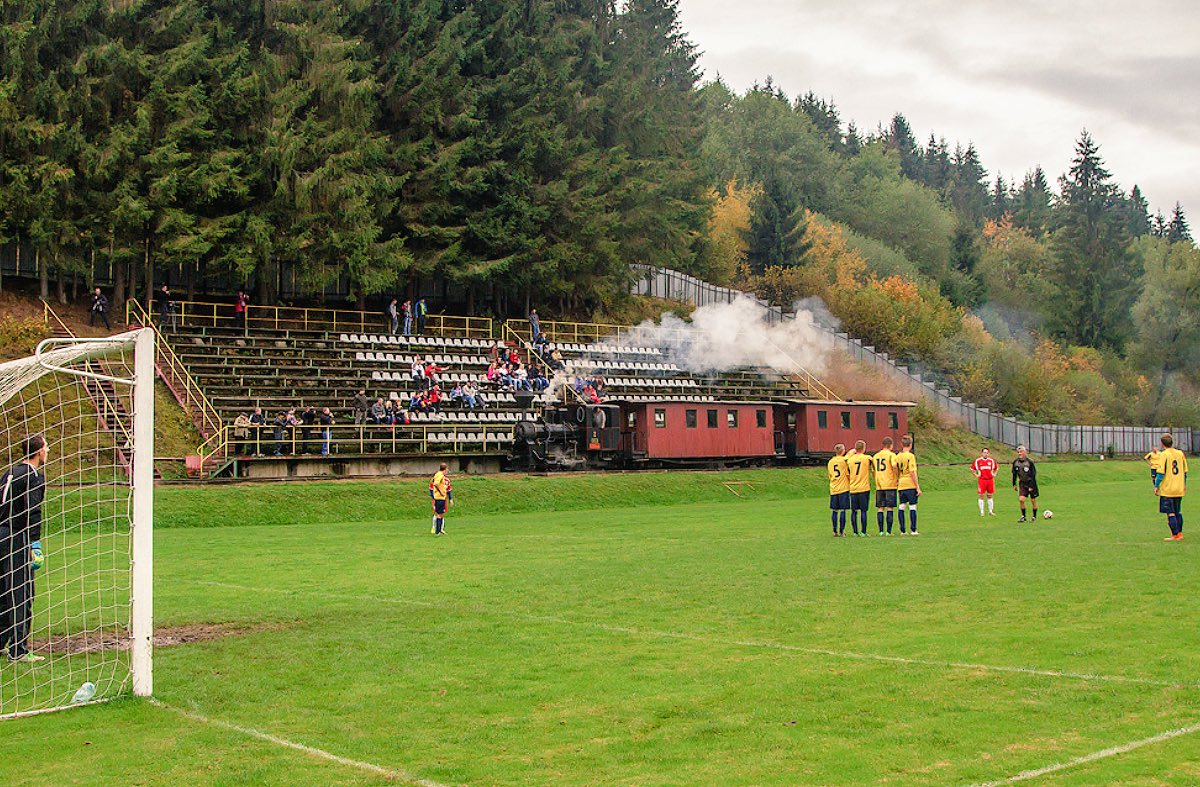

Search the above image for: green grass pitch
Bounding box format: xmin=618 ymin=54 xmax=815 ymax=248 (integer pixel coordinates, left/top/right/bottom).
xmin=2 ymin=460 xmax=1199 ymax=785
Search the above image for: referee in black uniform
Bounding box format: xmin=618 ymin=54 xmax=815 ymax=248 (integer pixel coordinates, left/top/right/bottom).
xmin=1 ymin=434 xmax=49 ymax=663
xmin=1011 ymin=446 xmax=1039 ymax=523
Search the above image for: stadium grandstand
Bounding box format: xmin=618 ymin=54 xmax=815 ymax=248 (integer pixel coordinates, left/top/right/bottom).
xmin=124 ymin=300 xmax=830 ymax=478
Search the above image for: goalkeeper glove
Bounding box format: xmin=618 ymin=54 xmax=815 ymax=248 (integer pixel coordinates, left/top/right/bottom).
xmin=30 ymin=541 xmax=44 ymax=571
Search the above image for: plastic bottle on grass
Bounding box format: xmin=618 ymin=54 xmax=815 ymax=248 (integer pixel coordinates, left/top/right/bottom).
xmin=71 ymin=682 xmax=96 ymax=704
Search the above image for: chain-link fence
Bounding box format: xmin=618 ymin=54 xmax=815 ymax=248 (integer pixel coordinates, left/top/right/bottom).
xmin=630 ymin=265 xmax=1196 ymax=455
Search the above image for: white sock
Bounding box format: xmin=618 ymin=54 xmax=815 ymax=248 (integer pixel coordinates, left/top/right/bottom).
xmin=988 ymin=498 xmax=994 ymax=513
xmin=978 ymin=499 xmax=985 ymax=514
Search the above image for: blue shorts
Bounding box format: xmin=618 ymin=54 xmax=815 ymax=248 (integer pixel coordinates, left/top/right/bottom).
xmin=434 ymin=499 xmax=447 ymax=515
xmin=875 ymin=489 xmax=897 ymax=508
xmin=849 ymin=492 xmax=870 ymax=512
xmin=898 ymin=489 xmax=918 ymax=505
xmin=829 ymin=492 xmax=850 ymax=511
xmin=1160 ymin=496 xmax=1182 ymax=516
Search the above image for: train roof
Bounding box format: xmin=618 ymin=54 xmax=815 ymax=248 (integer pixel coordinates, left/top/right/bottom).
xmin=604 ymin=398 xmax=781 ymax=406
xmin=782 ymin=399 xmax=918 ymax=407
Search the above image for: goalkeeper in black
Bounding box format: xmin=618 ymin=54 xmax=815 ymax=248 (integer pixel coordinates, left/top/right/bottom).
xmin=1 ymin=434 xmax=49 ymax=663
xmin=1011 ymin=446 xmax=1039 ymax=523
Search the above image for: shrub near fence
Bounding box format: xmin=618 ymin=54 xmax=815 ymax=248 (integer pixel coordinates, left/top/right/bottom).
xmin=630 ymin=265 xmax=1196 ymax=455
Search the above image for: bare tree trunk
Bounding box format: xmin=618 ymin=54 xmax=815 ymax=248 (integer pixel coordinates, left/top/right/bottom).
xmin=55 ymin=253 xmax=66 ymax=304
xmin=38 ymin=247 xmax=48 ymax=299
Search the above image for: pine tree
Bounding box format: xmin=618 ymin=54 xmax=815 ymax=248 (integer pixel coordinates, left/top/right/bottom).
xmin=1013 ymin=167 xmax=1052 ymax=236
xmin=843 ymin=122 xmax=862 ymax=156
xmin=883 ymin=113 xmax=921 ymax=181
xmin=795 ymin=92 xmax=841 ymax=151
xmin=948 ymin=143 xmax=989 ymax=225
xmin=990 ymin=175 xmax=1012 ymax=220
xmin=1122 ymin=185 xmax=1152 ymax=238
xmin=1167 ymin=202 xmax=1192 ymax=243
xmin=742 ymin=177 xmax=811 ymax=274
xmin=1047 ymin=131 xmax=1138 ymax=349
xmin=1151 ymin=211 xmax=1168 ymax=237
xmin=921 ymin=134 xmax=951 ymax=193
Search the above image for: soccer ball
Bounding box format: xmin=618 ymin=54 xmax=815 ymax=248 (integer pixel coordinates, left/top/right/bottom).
xmin=1042 ymin=510 xmax=1054 ymax=520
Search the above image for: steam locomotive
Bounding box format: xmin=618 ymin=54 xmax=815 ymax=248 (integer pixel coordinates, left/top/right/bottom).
xmin=511 ymin=398 xmax=913 ymax=471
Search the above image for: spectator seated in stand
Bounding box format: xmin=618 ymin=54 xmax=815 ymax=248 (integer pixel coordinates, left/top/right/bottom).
xmin=423 ymin=359 xmax=446 ymax=390
xmin=410 ymin=358 xmax=425 ymax=385
xmin=368 ymin=398 xmax=387 ymax=424
xmin=507 ymin=348 xmax=521 ymax=367
xmin=462 ymin=382 xmax=481 ymax=409
xmin=549 ymin=346 xmax=565 ymax=371
xmin=534 ymin=333 xmax=550 ymax=356
xmin=511 ymin=364 xmax=531 ymax=391
xmin=529 ymin=363 xmax=550 ymax=393
xmin=382 ymin=399 xmax=398 ymax=424
xmin=582 ymin=384 xmax=601 ymax=404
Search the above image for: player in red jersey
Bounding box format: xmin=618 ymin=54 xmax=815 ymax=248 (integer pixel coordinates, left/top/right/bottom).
xmin=972 ymin=448 xmax=998 ymax=517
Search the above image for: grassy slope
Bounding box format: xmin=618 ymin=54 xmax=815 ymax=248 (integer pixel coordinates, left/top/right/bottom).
xmin=5 ymin=461 xmax=1200 ymax=785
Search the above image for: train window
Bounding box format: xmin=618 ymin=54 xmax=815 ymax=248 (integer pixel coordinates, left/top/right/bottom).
xmin=727 ymin=410 xmax=739 ymax=428
xmin=888 ymin=411 xmax=899 ymax=429
xmin=707 ymin=409 xmax=718 ymax=428
xmin=840 ymin=411 xmax=851 ymax=429
xmin=685 ymin=409 xmax=697 ymax=428
xmin=817 ymin=410 xmax=828 ymax=429
xmin=756 ymin=409 xmax=767 ymax=428
xmin=628 ymin=411 xmax=637 ymax=428
xmin=866 ymin=411 xmax=876 ymax=430
xmin=787 ymin=412 xmax=796 ymax=428
xmin=654 ymin=409 xmax=667 ymax=428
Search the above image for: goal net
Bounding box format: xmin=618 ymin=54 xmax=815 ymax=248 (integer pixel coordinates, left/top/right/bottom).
xmin=0 ymin=329 xmax=154 ymax=718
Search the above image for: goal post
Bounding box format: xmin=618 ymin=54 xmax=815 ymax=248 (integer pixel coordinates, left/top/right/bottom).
xmin=0 ymin=328 xmax=154 ymax=718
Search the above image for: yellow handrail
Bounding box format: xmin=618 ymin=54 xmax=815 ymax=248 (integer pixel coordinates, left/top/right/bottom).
xmin=172 ymin=300 xmax=493 ymax=338
xmin=502 ymin=323 xmax=583 ymax=407
xmin=41 ymin=300 xmax=135 ymax=451
xmin=216 ymin=421 xmax=517 ymax=462
xmin=125 ymin=299 xmax=224 ymax=438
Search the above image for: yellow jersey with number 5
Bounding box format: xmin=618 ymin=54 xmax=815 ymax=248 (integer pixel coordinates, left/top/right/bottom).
xmin=827 ymin=455 xmax=849 ymax=494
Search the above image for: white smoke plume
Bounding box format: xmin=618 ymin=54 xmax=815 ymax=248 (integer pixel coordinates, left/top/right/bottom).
xmin=613 ymin=296 xmax=836 ymax=378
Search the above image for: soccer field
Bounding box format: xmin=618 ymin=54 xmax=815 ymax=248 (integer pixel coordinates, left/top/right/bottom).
xmin=3 ymin=461 xmax=1199 ymax=786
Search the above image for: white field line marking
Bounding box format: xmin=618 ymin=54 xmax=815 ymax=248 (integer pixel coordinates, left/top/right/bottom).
xmin=150 ymin=699 xmax=447 ymax=787
xmin=966 ymin=720 xmax=1200 ymax=786
xmin=185 ymin=579 xmax=1197 ymax=691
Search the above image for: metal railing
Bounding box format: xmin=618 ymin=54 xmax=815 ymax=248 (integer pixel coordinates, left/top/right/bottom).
xmin=223 ymin=422 xmax=513 ymax=458
xmin=40 ymin=300 xmax=135 ymax=456
xmin=126 ymin=299 xmax=222 ymax=438
xmin=628 ymin=265 xmax=1197 ymax=455
xmin=503 ymin=322 xmax=584 ymax=406
xmin=170 ymin=300 xmax=493 ymax=337
xmin=506 ymin=318 xmax=633 ymax=346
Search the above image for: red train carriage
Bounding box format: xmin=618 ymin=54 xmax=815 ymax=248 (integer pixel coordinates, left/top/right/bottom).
xmin=623 ymin=401 xmax=780 ymax=464
xmin=777 ymin=400 xmax=914 ymax=459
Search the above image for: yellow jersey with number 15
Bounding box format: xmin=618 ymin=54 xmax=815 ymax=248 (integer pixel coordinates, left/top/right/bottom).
xmin=871 ymin=449 xmax=899 ymax=490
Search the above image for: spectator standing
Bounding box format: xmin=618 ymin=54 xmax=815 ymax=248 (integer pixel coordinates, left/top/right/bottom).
xmin=387 ymin=298 xmax=399 ymax=335
xmin=235 ymin=290 xmax=249 ymax=333
xmin=415 ymin=298 xmax=428 ymax=334
xmin=272 ymin=412 xmax=288 ymax=456
xmin=158 ymin=285 xmax=177 ymax=332
xmin=233 ymin=414 xmax=252 ymax=455
xmin=529 ymin=308 xmax=541 ymax=340
xmin=319 ymin=407 xmax=334 ymax=455
xmin=401 ymin=300 xmax=413 ymax=335
xmin=353 ymin=389 xmax=369 ymax=426
xmin=0 ymin=434 xmax=50 ymax=662
xmin=89 ymin=287 xmax=111 ymax=329
xmin=301 ymin=406 xmax=318 ymax=454
xmin=249 ymin=406 xmax=266 ymax=454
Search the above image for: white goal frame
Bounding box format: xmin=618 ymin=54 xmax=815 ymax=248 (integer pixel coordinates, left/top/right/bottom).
xmin=5 ymin=328 xmax=156 ymax=714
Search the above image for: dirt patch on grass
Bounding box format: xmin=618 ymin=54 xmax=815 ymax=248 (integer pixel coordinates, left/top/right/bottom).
xmin=33 ymin=621 xmax=293 ymax=655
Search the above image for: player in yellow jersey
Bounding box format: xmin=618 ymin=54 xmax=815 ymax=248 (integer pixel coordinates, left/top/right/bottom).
xmin=845 ymin=440 xmax=873 ymax=537
xmin=1144 ymin=446 xmax=1166 ymax=488
xmin=429 ymin=462 xmax=453 ymax=535
xmin=1154 ymin=434 xmax=1188 ymax=541
xmin=894 ymin=435 xmax=921 ymax=535
xmin=871 ymin=436 xmax=899 ymax=535
xmin=827 ymin=444 xmax=850 ymax=537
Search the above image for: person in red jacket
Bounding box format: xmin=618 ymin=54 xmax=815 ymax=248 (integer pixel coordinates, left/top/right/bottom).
xmin=972 ymin=447 xmax=998 ymax=517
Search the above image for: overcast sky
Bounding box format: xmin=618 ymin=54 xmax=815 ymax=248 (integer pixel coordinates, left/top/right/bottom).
xmin=678 ymin=0 xmax=1200 ymax=217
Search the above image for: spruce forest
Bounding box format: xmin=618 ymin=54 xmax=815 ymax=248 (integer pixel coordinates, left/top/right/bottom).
xmin=1 ymin=0 xmax=1197 ymax=425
